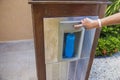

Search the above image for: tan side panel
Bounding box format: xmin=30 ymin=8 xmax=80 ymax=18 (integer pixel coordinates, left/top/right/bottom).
xmin=44 ymin=18 xmax=60 ymax=63
xmin=46 ymin=62 xmax=69 ymax=80
xmin=59 ymin=62 xmax=69 ymax=80
xmin=46 ymin=64 xmax=53 ymax=80
xmin=52 ymin=63 xmax=59 ymax=80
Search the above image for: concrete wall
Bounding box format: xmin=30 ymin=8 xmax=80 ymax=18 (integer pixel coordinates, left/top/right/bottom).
xmin=0 ymin=0 xmax=33 ymax=41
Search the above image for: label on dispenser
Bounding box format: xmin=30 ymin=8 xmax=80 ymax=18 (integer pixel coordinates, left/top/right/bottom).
xmin=64 ymin=33 xmax=75 ymax=58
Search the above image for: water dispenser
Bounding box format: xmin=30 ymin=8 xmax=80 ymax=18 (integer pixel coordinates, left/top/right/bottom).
xmin=58 ymin=20 xmax=85 ymax=62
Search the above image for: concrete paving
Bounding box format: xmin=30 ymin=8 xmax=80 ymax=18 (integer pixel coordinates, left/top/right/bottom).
xmin=0 ymin=40 xmax=37 ymax=80
xmin=0 ymin=40 xmax=120 ymax=80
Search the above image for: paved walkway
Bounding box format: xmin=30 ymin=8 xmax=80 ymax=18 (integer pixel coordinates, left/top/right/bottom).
xmin=0 ymin=40 xmax=120 ymax=80
xmin=89 ymin=52 xmax=120 ymax=80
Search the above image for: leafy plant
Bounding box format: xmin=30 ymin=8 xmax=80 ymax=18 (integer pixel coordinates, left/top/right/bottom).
xmin=96 ymin=0 xmax=120 ymax=57
xmin=106 ymin=0 xmax=120 ymax=16
xmin=96 ymin=36 xmax=120 ymax=56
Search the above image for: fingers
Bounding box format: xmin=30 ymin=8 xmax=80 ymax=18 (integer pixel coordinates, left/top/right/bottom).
xmin=74 ymin=18 xmax=94 ymax=29
xmin=73 ymin=19 xmax=86 ymax=29
xmin=81 ymin=18 xmax=93 ymax=24
xmin=74 ymin=24 xmax=83 ymax=29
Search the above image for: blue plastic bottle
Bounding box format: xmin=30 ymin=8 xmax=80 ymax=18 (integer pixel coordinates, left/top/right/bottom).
xmin=64 ymin=33 xmax=75 ymax=58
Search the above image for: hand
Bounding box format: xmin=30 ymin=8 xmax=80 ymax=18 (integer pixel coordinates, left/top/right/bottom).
xmin=74 ymin=18 xmax=98 ymax=29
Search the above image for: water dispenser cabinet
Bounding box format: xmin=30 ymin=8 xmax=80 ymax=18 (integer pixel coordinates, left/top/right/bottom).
xmin=58 ymin=20 xmax=85 ymax=62
xmin=44 ymin=17 xmax=87 ymax=64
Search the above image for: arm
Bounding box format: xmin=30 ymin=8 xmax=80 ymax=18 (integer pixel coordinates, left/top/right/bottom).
xmin=101 ymin=13 xmax=120 ymax=26
xmin=74 ymin=13 xmax=120 ymax=29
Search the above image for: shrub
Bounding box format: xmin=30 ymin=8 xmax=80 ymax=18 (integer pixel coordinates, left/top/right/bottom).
xmin=96 ymin=35 xmax=120 ymax=56
xmin=95 ymin=0 xmax=120 ymax=56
